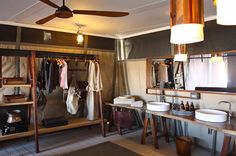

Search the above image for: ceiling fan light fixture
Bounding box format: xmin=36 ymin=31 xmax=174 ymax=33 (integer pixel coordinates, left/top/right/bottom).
xmin=216 ymin=0 xmax=236 ymax=25
xmin=77 ymin=32 xmax=84 ymax=45
xmin=170 ymin=23 xmax=204 ymax=44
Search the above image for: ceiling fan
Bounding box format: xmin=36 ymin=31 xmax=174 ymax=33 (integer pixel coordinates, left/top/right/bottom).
xmin=36 ymin=0 xmax=129 ymax=24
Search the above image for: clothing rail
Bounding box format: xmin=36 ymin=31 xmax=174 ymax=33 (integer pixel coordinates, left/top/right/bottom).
xmin=35 ymin=51 xmax=96 ymax=60
xmin=0 ymin=49 xmax=97 ymax=61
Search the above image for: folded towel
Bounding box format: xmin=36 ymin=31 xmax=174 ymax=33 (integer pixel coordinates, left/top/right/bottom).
xmin=113 ymin=96 xmax=135 ymax=104
xmin=131 ymin=100 xmax=143 ymax=107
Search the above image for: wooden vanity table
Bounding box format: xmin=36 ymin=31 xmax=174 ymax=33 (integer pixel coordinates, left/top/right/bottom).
xmin=106 ymin=102 xmax=236 ymax=156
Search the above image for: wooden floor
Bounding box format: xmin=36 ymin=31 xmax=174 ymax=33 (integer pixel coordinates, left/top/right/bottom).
xmin=0 ymin=125 xmax=216 ymax=156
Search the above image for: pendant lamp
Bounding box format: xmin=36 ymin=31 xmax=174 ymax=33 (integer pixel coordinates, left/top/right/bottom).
xmin=173 ymin=44 xmax=188 ymax=62
xmin=170 ymin=0 xmax=204 ymax=44
xmin=215 ymin=0 xmax=236 ymax=25
xmin=77 ymin=32 xmax=84 ymax=45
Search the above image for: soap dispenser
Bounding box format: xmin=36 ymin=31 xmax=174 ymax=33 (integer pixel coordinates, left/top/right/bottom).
xmin=180 ymin=101 xmax=185 ymax=111
xmin=190 ymin=102 xmax=195 ymax=111
xmin=185 ymin=101 xmax=190 ymax=111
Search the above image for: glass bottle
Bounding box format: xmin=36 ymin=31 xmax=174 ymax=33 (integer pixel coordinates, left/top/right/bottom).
xmin=185 ymin=101 xmax=190 ymax=111
xmin=190 ymin=102 xmax=195 ymax=111
xmin=180 ymin=101 xmax=185 ymax=111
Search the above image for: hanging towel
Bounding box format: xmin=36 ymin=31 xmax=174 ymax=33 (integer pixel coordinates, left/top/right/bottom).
xmin=60 ymin=60 xmax=68 ymax=89
xmin=86 ymin=60 xmax=103 ymax=120
xmin=66 ymin=77 xmax=80 ymax=114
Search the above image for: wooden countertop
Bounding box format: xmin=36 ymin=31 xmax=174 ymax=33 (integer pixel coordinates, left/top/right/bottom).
xmin=106 ymin=103 xmax=236 ymax=136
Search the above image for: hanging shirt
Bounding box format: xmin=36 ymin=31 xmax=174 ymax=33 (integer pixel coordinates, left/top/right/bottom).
xmin=60 ymin=60 xmax=68 ymax=90
xmin=41 ymin=59 xmax=58 ymax=94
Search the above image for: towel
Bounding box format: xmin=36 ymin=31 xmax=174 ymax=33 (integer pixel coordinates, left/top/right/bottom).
xmin=113 ymin=96 xmax=135 ymax=104
xmin=131 ymin=101 xmax=143 ymax=108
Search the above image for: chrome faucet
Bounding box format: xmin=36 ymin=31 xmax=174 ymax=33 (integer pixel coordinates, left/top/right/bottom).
xmin=218 ymin=101 xmax=232 ymax=123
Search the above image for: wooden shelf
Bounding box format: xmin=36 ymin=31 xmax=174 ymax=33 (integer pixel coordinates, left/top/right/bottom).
xmin=0 ymin=128 xmax=34 ymax=142
xmin=146 ymin=93 xmax=198 ymax=99
xmin=0 ymin=118 xmax=102 ymax=142
xmin=2 ymin=84 xmax=32 ymax=88
xmin=0 ymin=101 xmax=34 ymax=107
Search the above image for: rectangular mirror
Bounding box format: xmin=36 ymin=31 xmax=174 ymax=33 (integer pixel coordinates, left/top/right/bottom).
xmin=148 ymin=52 xmax=236 ymax=93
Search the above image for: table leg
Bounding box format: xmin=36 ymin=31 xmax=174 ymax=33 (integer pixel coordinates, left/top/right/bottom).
xmin=231 ymin=137 xmax=236 ymax=155
xmin=221 ymin=134 xmax=231 ymax=156
xmin=211 ymin=130 xmax=217 ymax=156
xmin=141 ymin=113 xmax=149 ymax=144
xmin=177 ymin=121 xmax=183 ymax=136
xmin=162 ymin=117 xmax=169 ymax=143
xmin=151 ymin=114 xmax=159 ymax=149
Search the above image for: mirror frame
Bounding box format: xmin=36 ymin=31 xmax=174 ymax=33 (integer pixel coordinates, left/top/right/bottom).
xmin=146 ymin=58 xmax=236 ymax=95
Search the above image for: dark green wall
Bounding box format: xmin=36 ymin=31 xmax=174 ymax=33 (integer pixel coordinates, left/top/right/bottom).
xmin=124 ymin=20 xmax=236 ymax=59
xmin=0 ymin=24 xmax=115 ymax=51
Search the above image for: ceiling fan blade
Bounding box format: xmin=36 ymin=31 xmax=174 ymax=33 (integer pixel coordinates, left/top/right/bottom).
xmin=40 ymin=0 xmax=60 ymax=8
xmin=36 ymin=14 xmax=56 ymax=24
xmin=72 ymin=10 xmax=129 ymax=17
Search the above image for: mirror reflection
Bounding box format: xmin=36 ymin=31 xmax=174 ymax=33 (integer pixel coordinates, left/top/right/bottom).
xmin=151 ymin=53 xmax=236 ymax=92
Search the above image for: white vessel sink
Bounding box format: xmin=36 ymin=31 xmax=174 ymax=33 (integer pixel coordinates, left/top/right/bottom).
xmin=195 ymin=109 xmax=227 ymax=122
xmin=147 ymin=102 xmax=170 ymax=111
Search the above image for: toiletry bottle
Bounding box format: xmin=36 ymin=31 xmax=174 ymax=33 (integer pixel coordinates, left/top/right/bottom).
xmin=185 ymin=101 xmax=189 ymax=111
xmin=180 ymin=101 xmax=185 ymax=111
xmin=190 ymin=102 xmax=195 ymax=111
xmin=172 ymin=103 xmax=176 ymax=110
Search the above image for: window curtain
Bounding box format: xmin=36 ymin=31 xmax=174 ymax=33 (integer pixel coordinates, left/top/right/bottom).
xmin=227 ymin=56 xmax=236 ymax=87
xmin=185 ymin=54 xmax=228 ymax=90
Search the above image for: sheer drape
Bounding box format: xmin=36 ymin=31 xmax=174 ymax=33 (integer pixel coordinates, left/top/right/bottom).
xmin=185 ymin=54 xmax=228 ymax=90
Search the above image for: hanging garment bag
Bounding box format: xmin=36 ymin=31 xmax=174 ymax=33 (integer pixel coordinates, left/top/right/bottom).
xmin=66 ymin=77 xmax=81 ymax=114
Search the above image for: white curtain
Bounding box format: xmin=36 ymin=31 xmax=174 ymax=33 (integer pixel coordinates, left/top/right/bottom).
xmin=185 ymin=54 xmax=228 ymax=90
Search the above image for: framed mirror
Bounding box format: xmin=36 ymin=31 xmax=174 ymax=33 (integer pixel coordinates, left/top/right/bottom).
xmin=147 ymin=52 xmax=236 ymax=93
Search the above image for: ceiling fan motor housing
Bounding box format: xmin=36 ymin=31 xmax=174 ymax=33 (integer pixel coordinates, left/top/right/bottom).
xmin=55 ymin=5 xmax=73 ymax=18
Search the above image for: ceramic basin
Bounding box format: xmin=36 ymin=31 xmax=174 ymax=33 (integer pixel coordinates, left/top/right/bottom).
xmin=195 ymin=109 xmax=227 ymax=122
xmin=147 ymin=102 xmax=170 ymax=111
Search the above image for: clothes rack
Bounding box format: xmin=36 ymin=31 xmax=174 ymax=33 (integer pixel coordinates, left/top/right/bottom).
xmin=0 ymin=49 xmax=105 ymax=153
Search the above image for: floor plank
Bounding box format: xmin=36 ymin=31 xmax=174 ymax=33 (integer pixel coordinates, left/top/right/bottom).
xmin=0 ymin=125 xmax=216 ymax=156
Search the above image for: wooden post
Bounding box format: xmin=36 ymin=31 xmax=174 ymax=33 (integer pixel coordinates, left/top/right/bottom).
xmin=162 ymin=117 xmax=169 ymax=143
xmin=30 ymin=51 xmax=39 ymax=153
xmin=151 ymin=114 xmax=159 ymax=149
xmin=98 ymin=91 xmax=106 ymax=137
xmin=141 ymin=113 xmax=149 ymax=145
xmin=221 ymin=135 xmax=231 ymax=156
xmin=146 ymin=58 xmax=153 ymax=89
xmin=0 ymin=55 xmax=2 ymax=88
xmin=27 ymin=56 xmax=32 ymax=125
